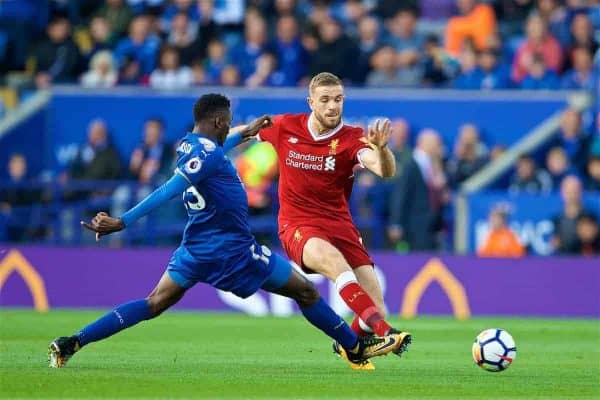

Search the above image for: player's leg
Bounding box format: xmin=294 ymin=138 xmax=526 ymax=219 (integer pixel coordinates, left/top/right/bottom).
xmin=302 ymin=237 xmax=393 ymax=338
xmin=351 ymin=265 xmax=385 ymax=337
xmin=260 ymin=253 xmax=405 ymax=366
xmin=48 ymin=272 xmax=186 ymax=368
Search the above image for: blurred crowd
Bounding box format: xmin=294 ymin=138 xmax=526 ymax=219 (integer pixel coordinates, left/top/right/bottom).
xmin=2 ymin=105 xmax=599 ymax=255
xmin=0 ymin=0 xmax=599 ymax=90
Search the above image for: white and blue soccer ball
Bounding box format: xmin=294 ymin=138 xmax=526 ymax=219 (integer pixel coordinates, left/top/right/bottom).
xmin=472 ymin=328 xmax=517 ymax=372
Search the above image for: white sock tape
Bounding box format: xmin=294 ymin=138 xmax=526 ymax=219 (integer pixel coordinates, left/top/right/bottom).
xmin=358 ymin=318 xmax=374 ymax=333
xmin=335 ymin=270 xmax=358 ymax=292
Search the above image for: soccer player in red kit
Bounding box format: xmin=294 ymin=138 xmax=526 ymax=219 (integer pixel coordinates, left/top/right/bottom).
xmin=226 ymin=72 xmax=411 ymax=370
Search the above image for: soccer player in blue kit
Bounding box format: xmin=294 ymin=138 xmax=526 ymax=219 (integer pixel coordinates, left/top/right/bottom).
xmin=48 ymin=94 xmax=407 ymax=369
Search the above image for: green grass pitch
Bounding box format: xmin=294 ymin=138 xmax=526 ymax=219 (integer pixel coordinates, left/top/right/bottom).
xmin=0 ymin=309 xmax=598 ymax=399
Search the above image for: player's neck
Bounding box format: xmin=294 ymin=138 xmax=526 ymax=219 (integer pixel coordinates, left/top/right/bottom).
xmin=309 ymin=113 xmax=336 ymax=136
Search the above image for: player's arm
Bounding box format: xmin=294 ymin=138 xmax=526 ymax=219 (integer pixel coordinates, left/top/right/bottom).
xmin=358 ymin=119 xmax=396 ymax=178
xmin=222 ymin=115 xmax=273 ymax=152
xmin=81 ymin=173 xmax=189 ymax=241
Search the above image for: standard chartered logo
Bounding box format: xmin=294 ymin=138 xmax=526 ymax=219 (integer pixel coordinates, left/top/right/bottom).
xmin=325 ymin=156 xmax=336 ymax=171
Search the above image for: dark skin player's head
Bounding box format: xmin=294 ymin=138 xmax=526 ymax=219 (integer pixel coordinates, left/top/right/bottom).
xmin=192 ymin=94 xmax=232 ymax=145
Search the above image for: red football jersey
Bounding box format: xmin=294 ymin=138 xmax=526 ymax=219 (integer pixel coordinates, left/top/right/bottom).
xmin=258 ymin=113 xmax=371 ymax=227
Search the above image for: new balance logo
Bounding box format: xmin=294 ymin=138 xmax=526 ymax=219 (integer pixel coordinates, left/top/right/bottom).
xmin=288 ymin=136 xmax=298 ymax=144
xmin=325 ymin=156 xmax=336 ymax=171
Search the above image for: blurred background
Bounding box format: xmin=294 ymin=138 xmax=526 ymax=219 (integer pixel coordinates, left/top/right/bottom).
xmin=0 ymin=0 xmax=599 ymax=260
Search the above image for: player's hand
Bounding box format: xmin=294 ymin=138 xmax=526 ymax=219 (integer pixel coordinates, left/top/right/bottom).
xmin=368 ymin=119 xmax=392 ymax=149
xmin=81 ymin=212 xmax=125 ymax=241
xmin=241 ymin=115 xmax=273 ymax=139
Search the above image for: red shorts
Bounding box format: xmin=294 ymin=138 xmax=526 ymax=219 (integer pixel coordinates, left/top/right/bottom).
xmin=279 ymin=222 xmax=373 ymax=272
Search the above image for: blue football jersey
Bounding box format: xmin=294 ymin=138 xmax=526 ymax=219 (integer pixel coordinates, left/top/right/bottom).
xmin=175 ymin=132 xmax=254 ymax=260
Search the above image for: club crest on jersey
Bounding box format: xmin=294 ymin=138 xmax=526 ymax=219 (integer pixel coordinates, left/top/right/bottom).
xmin=178 ymin=142 xmax=193 ymax=154
xmin=294 ymin=229 xmax=302 ymax=242
xmin=329 ymin=139 xmax=339 ymax=155
xmin=185 ymin=157 xmax=202 ymax=173
xmin=199 ymin=138 xmax=216 ymax=152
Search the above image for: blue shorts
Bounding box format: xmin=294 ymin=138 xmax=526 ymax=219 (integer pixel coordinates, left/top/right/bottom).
xmin=167 ymin=241 xmax=292 ymax=298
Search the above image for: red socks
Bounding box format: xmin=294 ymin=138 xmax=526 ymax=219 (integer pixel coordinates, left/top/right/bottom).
xmin=336 ymin=272 xmax=391 ymax=337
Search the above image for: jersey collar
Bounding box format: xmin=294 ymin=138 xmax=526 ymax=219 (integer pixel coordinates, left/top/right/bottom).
xmin=307 ymin=113 xmax=344 ymax=141
xmin=186 ymin=131 xmax=219 ymax=145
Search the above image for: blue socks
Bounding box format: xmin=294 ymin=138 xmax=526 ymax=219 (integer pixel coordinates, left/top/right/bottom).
xmin=77 ymin=299 xmax=153 ymax=347
xmin=300 ymin=298 xmax=358 ymax=351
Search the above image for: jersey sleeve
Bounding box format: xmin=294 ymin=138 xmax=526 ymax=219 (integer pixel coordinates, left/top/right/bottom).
xmin=175 ymin=143 xmax=222 ymax=185
xmin=256 ymin=114 xmax=285 ymax=147
xmin=348 ymin=128 xmax=374 ymax=167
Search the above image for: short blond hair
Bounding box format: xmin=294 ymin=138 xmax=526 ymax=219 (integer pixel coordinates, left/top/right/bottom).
xmin=309 ymin=72 xmax=343 ymax=94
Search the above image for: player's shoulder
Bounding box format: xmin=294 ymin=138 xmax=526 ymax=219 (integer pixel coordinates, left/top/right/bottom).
xmin=340 ymin=122 xmax=365 ymax=136
xmin=176 ymin=134 xmax=224 ymax=161
xmin=276 ymin=113 xmax=308 ymax=124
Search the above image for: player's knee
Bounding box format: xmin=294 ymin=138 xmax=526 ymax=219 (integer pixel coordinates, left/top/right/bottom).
xmin=295 ymin=282 xmax=320 ymax=308
xmin=146 ymin=292 xmax=178 ymax=316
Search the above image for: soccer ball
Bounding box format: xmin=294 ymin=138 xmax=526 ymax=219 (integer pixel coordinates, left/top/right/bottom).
xmin=472 ymin=328 xmax=517 ymax=372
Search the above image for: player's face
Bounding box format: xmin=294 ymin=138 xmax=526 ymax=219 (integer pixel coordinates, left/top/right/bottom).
xmin=308 ymin=85 xmax=344 ymax=130
xmin=215 ymin=109 xmax=232 ymax=145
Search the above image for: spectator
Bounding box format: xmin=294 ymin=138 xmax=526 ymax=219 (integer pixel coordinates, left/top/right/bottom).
xmin=308 ymin=17 xmax=359 ymax=82
xmin=561 ymin=46 xmax=595 ymax=90
xmin=355 ymin=15 xmax=381 ymax=84
xmin=477 ymin=205 xmax=525 ymax=258
xmin=552 ymin=108 xmax=589 ymax=170
xmin=388 ymin=129 xmax=447 ymax=251
xmin=112 ymin=117 xmax=169 ymax=216
xmin=567 ymin=12 xmax=598 ymax=61
xmin=512 ymin=14 xmax=563 ymax=83
xmin=160 ymin=0 xmax=199 ymax=33
xmin=445 ymin=0 xmax=497 ymax=56
xmin=533 ymin=0 xmax=570 ymax=47
xmin=422 ymin=34 xmax=459 ymax=86
xmin=114 ymin=15 xmax=161 ymax=76
xmin=212 ymin=0 xmax=245 ymax=26
xmin=95 ymin=0 xmax=133 ymax=38
xmin=80 ymin=50 xmax=118 ymax=88
xmin=551 ymin=175 xmax=588 ymax=254
xmin=118 ymin=55 xmax=143 ymax=85
xmin=271 ymin=15 xmax=309 ymax=85
xmin=520 ymin=53 xmax=560 ymax=89
xmin=446 ymin=124 xmax=489 ymax=188
xmin=384 ymin=8 xmax=424 ymax=87
xmin=333 ymin=0 xmax=368 ymax=36
xmin=389 ymin=118 xmax=413 ymax=172
xmin=204 ymin=39 xmax=228 ymax=84
xmin=66 ymin=119 xmax=121 ymax=183
xmin=453 ymin=45 xmax=481 ymax=89
xmin=585 ymin=155 xmax=600 ymax=191
xmin=508 ymin=154 xmax=552 ymax=194
xmin=190 ymin=59 xmax=207 ymax=85
xmin=366 ymin=46 xmax=405 ymax=87
xmin=229 ymin=14 xmax=269 ymax=80
xmin=574 ymin=212 xmax=600 ymax=255
xmin=31 ymin=16 xmax=82 ymax=88
xmin=127 ymin=118 xmax=168 ymax=184
xmin=0 ymin=154 xmax=42 ymax=242
xmin=86 ymin=16 xmax=116 ymax=61
xmin=167 ymin=11 xmax=216 ymax=66
xmin=546 ymin=146 xmax=577 ymax=190
xmin=149 ymin=45 xmax=193 ymax=89
xmin=221 ymin=65 xmax=242 ymax=86
xmin=478 ymin=48 xmax=511 ymax=89
xmin=245 ymin=53 xmax=279 ymax=87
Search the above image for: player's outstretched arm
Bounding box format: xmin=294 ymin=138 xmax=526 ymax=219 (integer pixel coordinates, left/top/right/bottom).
xmin=222 ymin=115 xmax=272 ymax=152
xmin=360 ymin=119 xmax=396 ymax=178
xmin=81 ymin=173 xmax=189 ymax=241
